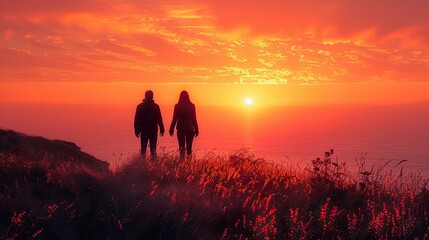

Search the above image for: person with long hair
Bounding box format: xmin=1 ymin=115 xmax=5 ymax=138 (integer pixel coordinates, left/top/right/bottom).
xmin=169 ymin=91 xmax=199 ymax=159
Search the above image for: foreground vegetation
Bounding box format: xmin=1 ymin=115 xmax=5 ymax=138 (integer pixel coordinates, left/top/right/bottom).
xmin=1 ymin=131 xmax=428 ymax=239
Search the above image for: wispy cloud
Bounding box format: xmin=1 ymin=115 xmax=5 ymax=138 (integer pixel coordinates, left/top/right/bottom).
xmin=1 ymin=0 xmax=428 ymax=84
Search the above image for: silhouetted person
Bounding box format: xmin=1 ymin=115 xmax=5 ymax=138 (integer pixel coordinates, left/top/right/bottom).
xmin=169 ymin=91 xmax=199 ymax=159
xmin=134 ymin=90 xmax=165 ymax=158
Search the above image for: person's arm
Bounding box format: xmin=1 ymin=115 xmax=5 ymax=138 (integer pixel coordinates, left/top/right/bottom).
xmin=169 ymin=105 xmax=178 ymax=136
xmin=193 ymin=105 xmax=199 ymax=137
xmin=157 ymin=105 xmax=165 ymax=136
xmin=134 ymin=106 xmax=141 ymax=137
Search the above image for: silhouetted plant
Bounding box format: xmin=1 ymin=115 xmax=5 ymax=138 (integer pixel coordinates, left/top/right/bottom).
xmin=1 ymin=144 xmax=428 ymax=239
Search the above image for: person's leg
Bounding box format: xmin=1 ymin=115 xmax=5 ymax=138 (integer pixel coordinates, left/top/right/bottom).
xmin=140 ymin=135 xmax=149 ymax=156
xmin=149 ymin=133 xmax=158 ymax=158
xmin=185 ymin=132 xmax=194 ymax=155
xmin=177 ymin=131 xmax=186 ymax=159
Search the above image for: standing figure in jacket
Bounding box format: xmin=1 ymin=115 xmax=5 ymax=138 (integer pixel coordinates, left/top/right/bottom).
xmin=134 ymin=90 xmax=165 ymax=158
xmin=169 ymin=91 xmax=199 ymax=159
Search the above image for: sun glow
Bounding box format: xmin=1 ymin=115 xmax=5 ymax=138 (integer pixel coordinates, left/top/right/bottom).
xmin=245 ymin=98 xmax=253 ymax=105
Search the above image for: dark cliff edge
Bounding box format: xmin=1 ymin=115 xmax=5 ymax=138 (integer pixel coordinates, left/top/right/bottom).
xmin=0 ymin=129 xmax=110 ymax=176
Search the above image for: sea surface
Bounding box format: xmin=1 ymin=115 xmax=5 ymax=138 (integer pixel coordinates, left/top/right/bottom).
xmin=1 ymin=102 xmax=428 ymax=177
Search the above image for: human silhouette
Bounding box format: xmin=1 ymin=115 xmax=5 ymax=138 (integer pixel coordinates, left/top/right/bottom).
xmin=169 ymin=91 xmax=199 ymax=159
xmin=134 ymin=90 xmax=165 ymax=158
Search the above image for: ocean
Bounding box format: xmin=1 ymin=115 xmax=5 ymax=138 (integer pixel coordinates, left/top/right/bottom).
xmin=1 ymin=102 xmax=428 ymax=176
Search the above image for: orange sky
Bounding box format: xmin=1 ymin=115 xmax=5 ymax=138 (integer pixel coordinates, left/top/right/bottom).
xmin=1 ymin=0 xmax=429 ymax=106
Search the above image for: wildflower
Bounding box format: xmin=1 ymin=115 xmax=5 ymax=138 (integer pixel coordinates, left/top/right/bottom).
xmin=319 ymin=198 xmax=331 ymax=233
xmin=234 ymin=219 xmax=240 ymax=228
xmin=347 ymin=213 xmax=358 ymax=233
xmin=171 ymin=192 xmax=177 ymax=203
xmin=324 ymin=158 xmax=331 ymax=164
xmin=65 ymin=202 xmax=76 ymax=211
xmin=11 ymin=211 xmax=26 ymax=225
xmin=47 ymin=204 xmax=59 ymax=213
xmin=222 ymin=228 xmax=228 ymax=239
xmin=117 ymin=219 xmax=123 ymax=231
xmin=265 ymin=194 xmax=273 ymax=210
xmin=183 ymin=212 xmax=189 ymax=223
xmin=290 ymin=208 xmax=299 ymax=224
xmin=32 ymin=228 xmax=44 ymax=238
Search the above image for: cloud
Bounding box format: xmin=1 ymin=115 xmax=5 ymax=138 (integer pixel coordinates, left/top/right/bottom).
xmin=0 ymin=0 xmax=428 ymax=84
xmin=0 ymin=0 xmax=107 ymax=15
xmin=199 ymin=0 xmax=429 ymax=47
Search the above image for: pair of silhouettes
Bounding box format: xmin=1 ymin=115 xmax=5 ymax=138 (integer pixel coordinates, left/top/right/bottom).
xmin=134 ymin=90 xmax=199 ymax=159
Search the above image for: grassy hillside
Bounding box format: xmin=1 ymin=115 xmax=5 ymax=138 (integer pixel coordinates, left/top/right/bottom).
xmin=0 ymin=130 xmax=112 ymax=239
xmin=1 ymin=130 xmax=428 ymax=239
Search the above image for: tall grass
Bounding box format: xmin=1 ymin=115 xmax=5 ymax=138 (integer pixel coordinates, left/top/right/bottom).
xmin=0 ymin=151 xmax=110 ymax=239
xmin=1 ymin=149 xmax=428 ymax=239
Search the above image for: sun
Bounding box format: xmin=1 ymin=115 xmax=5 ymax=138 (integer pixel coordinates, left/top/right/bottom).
xmin=245 ymin=98 xmax=253 ymax=105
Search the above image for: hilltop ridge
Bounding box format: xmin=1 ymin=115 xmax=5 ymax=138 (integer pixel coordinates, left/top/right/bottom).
xmin=0 ymin=129 xmax=110 ymax=175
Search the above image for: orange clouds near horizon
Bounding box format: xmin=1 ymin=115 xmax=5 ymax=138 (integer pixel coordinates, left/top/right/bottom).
xmin=1 ymin=0 xmax=429 ymax=106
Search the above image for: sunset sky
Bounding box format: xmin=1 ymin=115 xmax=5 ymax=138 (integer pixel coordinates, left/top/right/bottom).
xmin=1 ymin=0 xmax=429 ymax=107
